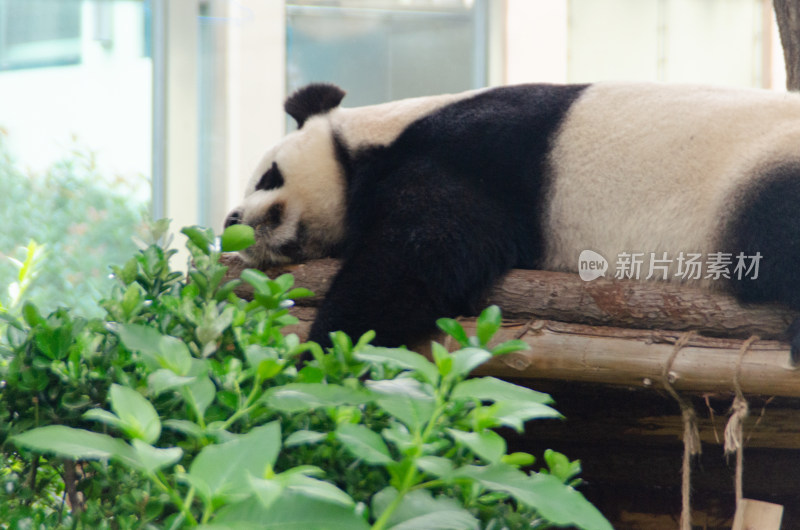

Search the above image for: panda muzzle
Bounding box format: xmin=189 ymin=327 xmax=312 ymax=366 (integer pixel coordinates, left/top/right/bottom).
xmin=224 ymin=209 xmax=243 ymax=229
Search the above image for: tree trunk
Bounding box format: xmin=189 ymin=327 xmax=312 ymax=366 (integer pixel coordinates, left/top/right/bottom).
xmin=773 ymin=0 xmax=800 ymax=90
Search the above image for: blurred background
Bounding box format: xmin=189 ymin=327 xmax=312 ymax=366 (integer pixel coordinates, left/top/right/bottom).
xmin=0 ymin=0 xmax=785 ymax=315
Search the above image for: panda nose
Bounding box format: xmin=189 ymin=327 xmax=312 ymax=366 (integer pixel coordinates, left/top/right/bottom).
xmin=224 ymin=209 xmax=243 ymax=228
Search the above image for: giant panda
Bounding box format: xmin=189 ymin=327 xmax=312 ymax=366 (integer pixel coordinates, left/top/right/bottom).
xmin=225 ymin=82 xmax=800 ymax=360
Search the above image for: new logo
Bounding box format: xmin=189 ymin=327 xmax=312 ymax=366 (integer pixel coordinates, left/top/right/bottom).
xmin=578 ymin=250 xmax=608 ymax=282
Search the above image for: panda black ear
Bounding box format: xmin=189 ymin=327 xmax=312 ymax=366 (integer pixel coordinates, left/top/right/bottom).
xmin=284 ymin=83 xmax=346 ymax=128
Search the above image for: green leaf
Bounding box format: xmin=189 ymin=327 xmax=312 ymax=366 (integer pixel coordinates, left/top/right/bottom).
xmin=335 ymin=424 xmax=393 ymax=465
xmin=220 ymin=224 xmax=255 ymax=252
xmin=163 ymin=419 xmax=204 ymax=439
xmin=355 ymin=346 xmax=439 ymax=385
xmin=265 ymin=383 xmax=370 ymax=413
xmin=286 ymin=287 xmax=314 ymax=300
xmin=501 ymin=452 xmax=536 ymax=467
xmin=108 ymin=384 xmax=161 ymax=444
xmin=390 ymin=510 xmax=480 ymax=530
xmin=116 ymin=324 xmax=193 ymax=375
xmin=256 ymin=358 xmax=284 ymax=381
xmin=248 ymin=475 xmax=285 ymax=511
xmin=12 ymin=426 xmax=134 ymax=466
xmin=451 ymin=377 xmax=553 ymax=405
xmin=211 ymin=492 xmax=370 ymax=529
xmin=447 ymin=429 xmax=506 ymax=464
xmin=490 ymin=339 xmax=530 ymax=356
xmin=148 ymin=369 xmax=196 ymax=395
xmin=449 ymin=347 xmax=491 ymax=378
xmin=284 ymin=430 xmax=327 ymax=447
xmin=244 ymin=344 xmax=277 ymax=367
xmin=240 ymin=269 xmax=269 ymax=293
xmin=34 ymin=326 xmax=72 ymax=360
xmin=374 ymin=394 xmax=435 ymax=433
xmin=372 ymin=488 xmax=479 ymax=530
xmin=121 ymin=281 xmax=142 ymax=306
xmin=157 ymin=336 xmax=194 ymax=375
xmin=82 ymin=409 xmax=124 ymax=430
xmin=283 ymin=473 xmax=354 ymax=507
xmin=182 ymin=225 xmax=215 ymax=254
xmin=21 ymin=301 xmax=43 ymax=327
xmin=188 ymin=421 xmax=281 ymax=505
xmin=451 ymin=464 xmax=612 ymax=530
xmin=488 ymin=400 xmax=563 ymax=432
xmin=273 ymin=273 xmax=294 ymax=293
xmin=415 ymin=456 xmax=454 ymax=477
xmin=381 ymin=422 xmax=415 ymax=454
xmin=115 ymin=323 xmax=163 ymax=358
xmin=430 ymin=342 xmax=452 ymax=377
xmin=131 ymin=439 xmax=183 ymax=474
xmin=367 ymin=377 xmax=434 ymax=400
xmin=476 ymin=305 xmax=502 ymax=345
xmin=112 ymin=257 xmax=139 ymax=285
xmin=182 ymin=375 xmax=216 ymax=421
xmin=435 ymin=318 xmax=469 ymax=346
xmin=544 ymin=449 xmax=582 ymax=484
xmin=197 ymin=305 xmax=234 ymax=353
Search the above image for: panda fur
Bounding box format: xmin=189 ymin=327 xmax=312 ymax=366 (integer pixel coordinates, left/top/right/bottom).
xmin=225 ymin=82 xmax=800 ymax=357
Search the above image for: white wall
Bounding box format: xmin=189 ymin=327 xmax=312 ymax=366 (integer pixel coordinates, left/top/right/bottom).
xmin=503 ymin=0 xmax=784 ymax=90
xmin=219 ymin=0 xmax=286 ymax=221
xmin=505 ymin=0 xmax=568 ymax=84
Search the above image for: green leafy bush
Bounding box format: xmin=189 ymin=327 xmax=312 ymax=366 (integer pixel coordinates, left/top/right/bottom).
xmin=0 ymin=224 xmax=612 ymax=529
xmin=0 ymin=131 xmax=147 ymax=317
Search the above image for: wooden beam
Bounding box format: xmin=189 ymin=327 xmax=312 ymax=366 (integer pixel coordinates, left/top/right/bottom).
xmin=220 ymin=255 xmax=800 ymax=397
xmin=468 ymin=320 xmax=799 ymax=397
xmin=221 ymin=255 xmax=796 ymax=339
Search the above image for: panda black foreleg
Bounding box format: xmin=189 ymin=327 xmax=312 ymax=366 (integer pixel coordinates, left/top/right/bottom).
xmin=308 ymin=202 xmax=516 ymax=349
xmin=308 ymin=252 xmax=449 ymax=349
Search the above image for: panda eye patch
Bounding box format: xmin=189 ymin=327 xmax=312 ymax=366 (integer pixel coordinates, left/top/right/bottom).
xmin=265 ymin=202 xmax=285 ymax=228
xmin=256 ymin=162 xmax=284 ymax=191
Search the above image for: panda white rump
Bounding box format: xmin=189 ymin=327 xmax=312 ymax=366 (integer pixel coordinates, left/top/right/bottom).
xmin=542 ymin=82 xmax=800 ymax=282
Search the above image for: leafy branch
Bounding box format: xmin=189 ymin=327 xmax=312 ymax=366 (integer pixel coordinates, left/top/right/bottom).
xmin=2 ymin=223 xmax=611 ymax=529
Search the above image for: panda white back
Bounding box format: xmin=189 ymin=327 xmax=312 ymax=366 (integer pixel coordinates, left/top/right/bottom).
xmin=331 ymin=88 xmax=486 ymax=150
xmin=542 ymin=82 xmax=800 ymax=284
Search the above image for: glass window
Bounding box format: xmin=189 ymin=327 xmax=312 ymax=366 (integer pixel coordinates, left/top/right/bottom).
xmin=286 ymin=0 xmax=489 ymax=108
xmin=0 ymin=0 xmax=153 ymax=317
xmin=0 ymin=0 xmax=82 ymax=71
xmin=195 ymin=1 xmax=489 ymax=229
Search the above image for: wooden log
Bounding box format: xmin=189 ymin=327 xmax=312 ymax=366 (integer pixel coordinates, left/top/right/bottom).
xmin=219 ymin=255 xmax=800 ymax=396
xmin=467 ymin=320 xmax=799 ymax=397
xmin=220 ymin=255 xmax=797 ymax=339
xmin=277 ymin=313 xmax=800 ymax=397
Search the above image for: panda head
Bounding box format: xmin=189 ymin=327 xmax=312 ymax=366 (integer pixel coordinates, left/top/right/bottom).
xmin=225 ymin=83 xmax=348 ymax=266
